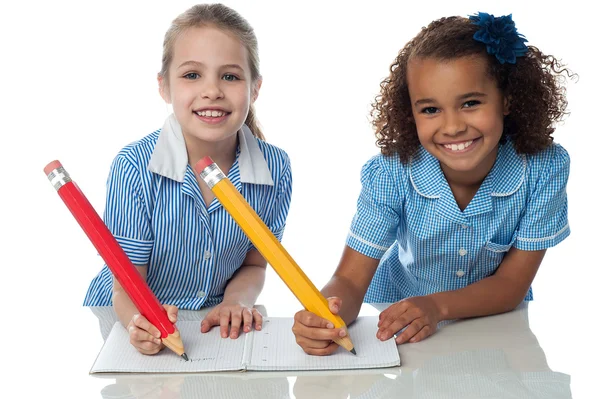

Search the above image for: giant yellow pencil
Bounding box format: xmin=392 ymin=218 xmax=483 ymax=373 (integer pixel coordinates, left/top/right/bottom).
xmin=194 ymin=156 xmax=356 ymax=354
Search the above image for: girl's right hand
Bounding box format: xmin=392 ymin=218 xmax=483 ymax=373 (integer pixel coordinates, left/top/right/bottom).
xmin=127 ymin=304 xmax=179 ymax=355
xmin=292 ymin=297 xmax=348 ymax=356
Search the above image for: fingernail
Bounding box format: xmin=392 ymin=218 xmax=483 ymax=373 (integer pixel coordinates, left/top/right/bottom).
xmin=332 ymin=306 xmax=339 ymax=312
xmin=128 ymin=326 xmax=135 ymax=333
xmin=327 ymin=323 xmax=334 ymax=329
xmin=256 ymin=325 xmax=262 ymax=330
xmin=222 ymin=333 xmax=227 ymax=338
xmin=155 ymin=339 xmax=161 ymax=344
xmin=155 ymin=332 xmax=161 ymax=338
xmin=133 ymin=314 xmax=139 ymax=321
xmin=339 ymin=329 xmax=346 ymax=337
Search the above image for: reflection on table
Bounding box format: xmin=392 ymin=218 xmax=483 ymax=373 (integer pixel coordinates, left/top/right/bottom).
xmin=91 ymin=302 xmax=570 ymax=399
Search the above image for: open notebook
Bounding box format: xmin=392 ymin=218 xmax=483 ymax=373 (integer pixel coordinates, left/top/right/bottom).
xmin=90 ymin=316 xmax=401 ymax=373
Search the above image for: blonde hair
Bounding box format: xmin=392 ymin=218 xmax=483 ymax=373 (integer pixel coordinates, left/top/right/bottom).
xmin=159 ymin=3 xmax=264 ymax=140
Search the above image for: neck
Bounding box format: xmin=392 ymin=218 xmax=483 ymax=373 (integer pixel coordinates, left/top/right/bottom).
xmin=184 ymin=133 xmax=238 ymax=176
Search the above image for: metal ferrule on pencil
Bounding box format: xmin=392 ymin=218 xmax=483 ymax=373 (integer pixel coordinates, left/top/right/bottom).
xmin=199 ymin=163 xmax=226 ymax=189
xmin=46 ymin=166 xmax=72 ymax=191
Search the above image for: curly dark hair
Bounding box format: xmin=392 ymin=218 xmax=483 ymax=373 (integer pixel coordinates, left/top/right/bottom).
xmin=371 ymin=16 xmax=575 ymax=163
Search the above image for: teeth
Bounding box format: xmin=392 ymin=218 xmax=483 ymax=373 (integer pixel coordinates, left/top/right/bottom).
xmin=444 ymin=140 xmax=473 ymax=152
xmin=196 ymin=110 xmax=225 ymax=117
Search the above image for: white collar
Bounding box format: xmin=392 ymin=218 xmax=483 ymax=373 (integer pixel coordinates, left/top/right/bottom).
xmin=148 ymin=114 xmax=274 ymax=185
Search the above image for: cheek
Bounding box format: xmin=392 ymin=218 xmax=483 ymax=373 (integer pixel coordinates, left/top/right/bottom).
xmin=472 ymin=110 xmax=504 ymax=136
xmin=414 ymin=116 xmax=437 ymax=141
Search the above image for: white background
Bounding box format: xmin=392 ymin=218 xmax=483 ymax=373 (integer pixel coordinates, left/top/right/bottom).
xmin=1 ymin=0 xmax=598 ymax=396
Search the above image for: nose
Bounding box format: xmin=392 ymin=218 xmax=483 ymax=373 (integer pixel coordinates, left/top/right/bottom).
xmin=442 ymin=111 xmax=467 ymax=136
xmin=200 ymin=77 xmax=224 ymax=100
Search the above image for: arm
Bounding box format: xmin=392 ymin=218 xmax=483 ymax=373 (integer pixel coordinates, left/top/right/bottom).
xmin=291 ymin=246 xmax=380 ymax=355
xmin=320 ymin=246 xmax=381 ymax=325
xmin=113 ymin=265 xmax=148 ymax=328
xmin=200 ymin=249 xmax=267 ymax=338
xmin=432 ymin=248 xmax=545 ymax=321
xmin=222 ymin=249 xmax=267 ymax=306
xmin=377 ymin=248 xmax=546 ymax=344
xmin=113 ymin=266 xmax=178 ymax=355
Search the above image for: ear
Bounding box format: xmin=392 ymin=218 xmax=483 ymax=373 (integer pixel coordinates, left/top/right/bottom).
xmin=158 ymin=74 xmax=171 ymax=104
xmin=251 ymin=77 xmax=262 ymax=103
xmin=503 ymin=95 xmax=511 ymax=116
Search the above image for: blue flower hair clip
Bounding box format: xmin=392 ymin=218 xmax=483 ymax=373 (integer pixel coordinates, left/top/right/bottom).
xmin=469 ymin=12 xmax=528 ymax=64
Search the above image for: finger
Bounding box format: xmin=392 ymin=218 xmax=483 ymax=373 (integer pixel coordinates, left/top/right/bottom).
xmin=229 ymin=309 xmax=242 ymax=339
xmin=295 ymin=334 xmax=338 ymax=350
xmin=132 ymin=314 xmax=162 ymax=342
xmin=327 ymin=297 xmax=343 ymax=314
xmin=134 ymin=337 xmax=162 ymax=355
xmin=220 ymin=310 xmax=231 ymax=338
xmin=292 ymin=320 xmax=346 ymax=342
xmin=395 ymin=318 xmax=425 ymax=344
xmin=294 ymin=310 xmax=334 ymax=329
xmin=129 ymin=324 xmax=161 ymax=347
xmin=164 ymin=305 xmax=178 ymax=323
xmin=378 ymin=302 xmax=408 ymax=328
xmin=408 ymin=325 xmax=433 ymax=343
xmin=299 ymin=341 xmax=340 ymax=356
xmin=253 ymin=308 xmax=263 ymax=331
xmin=201 ymin=312 xmax=219 ymax=333
xmin=377 ymin=306 xmax=414 ymax=339
xmin=242 ymin=308 xmax=253 ymax=333
xmin=378 ymin=310 xmax=419 ymax=341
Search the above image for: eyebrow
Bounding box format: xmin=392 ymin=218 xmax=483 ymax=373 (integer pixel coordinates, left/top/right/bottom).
xmin=414 ymin=92 xmax=487 ymax=106
xmin=177 ymin=60 xmax=245 ymax=72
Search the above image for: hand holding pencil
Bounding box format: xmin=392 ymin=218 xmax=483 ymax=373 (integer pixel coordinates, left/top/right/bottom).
xmin=44 ymin=160 xmax=188 ymax=360
xmin=194 ymin=157 xmax=356 ymax=355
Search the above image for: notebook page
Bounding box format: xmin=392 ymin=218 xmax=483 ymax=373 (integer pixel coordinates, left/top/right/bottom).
xmin=90 ymin=321 xmax=247 ymax=373
xmin=247 ymin=317 xmax=401 ymax=371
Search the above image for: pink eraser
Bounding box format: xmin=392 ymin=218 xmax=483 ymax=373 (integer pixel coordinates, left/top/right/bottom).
xmin=44 ymin=160 xmax=63 ymax=176
xmin=194 ymin=156 xmax=214 ymax=174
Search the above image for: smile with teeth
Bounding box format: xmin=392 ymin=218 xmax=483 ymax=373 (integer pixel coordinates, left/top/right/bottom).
xmin=443 ymin=140 xmax=474 ymax=152
xmin=195 ymin=110 xmax=227 ymax=117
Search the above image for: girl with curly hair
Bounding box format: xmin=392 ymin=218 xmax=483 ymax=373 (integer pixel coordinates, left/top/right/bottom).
xmin=292 ymin=12 xmax=574 ymax=355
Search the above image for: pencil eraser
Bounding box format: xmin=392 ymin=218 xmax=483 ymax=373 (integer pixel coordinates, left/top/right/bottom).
xmin=194 ymin=156 xmax=214 ymax=174
xmin=44 ymin=160 xmax=63 ymax=175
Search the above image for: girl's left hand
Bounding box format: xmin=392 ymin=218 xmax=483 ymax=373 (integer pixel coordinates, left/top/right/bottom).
xmin=376 ymin=296 xmax=441 ymax=344
xmin=201 ymin=302 xmax=263 ymax=339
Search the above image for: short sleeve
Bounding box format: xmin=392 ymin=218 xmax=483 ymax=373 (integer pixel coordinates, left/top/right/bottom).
xmin=514 ymin=144 xmax=570 ymax=251
xmin=103 ymin=155 xmax=154 ymax=265
xmin=265 ymin=155 xmax=293 ymax=242
xmin=346 ymin=155 xmax=403 ymax=258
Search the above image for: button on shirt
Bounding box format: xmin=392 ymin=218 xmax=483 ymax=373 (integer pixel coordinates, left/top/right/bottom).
xmin=346 ymin=141 xmax=570 ymax=303
xmin=84 ymin=114 xmax=292 ymax=309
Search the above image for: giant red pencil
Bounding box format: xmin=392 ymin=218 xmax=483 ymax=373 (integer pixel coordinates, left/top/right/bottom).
xmin=44 ymin=160 xmax=187 ymax=360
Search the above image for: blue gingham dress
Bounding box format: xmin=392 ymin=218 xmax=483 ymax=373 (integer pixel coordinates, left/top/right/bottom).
xmin=346 ymin=141 xmax=570 ymax=302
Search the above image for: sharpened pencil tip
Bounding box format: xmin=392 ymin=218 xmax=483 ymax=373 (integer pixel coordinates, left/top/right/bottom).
xmin=182 ymin=353 xmax=189 ymax=361
xmin=350 ymin=348 xmax=357 ymax=355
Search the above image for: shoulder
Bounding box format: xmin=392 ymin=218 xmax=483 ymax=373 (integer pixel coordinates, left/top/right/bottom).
xmin=361 ymin=152 xmax=408 ymax=183
xmin=109 ymin=130 xmax=161 ymax=180
xmin=525 ymin=142 xmax=570 ymax=179
xmin=255 ymin=138 xmax=292 ymax=178
xmin=357 ymin=152 xmax=410 ymax=198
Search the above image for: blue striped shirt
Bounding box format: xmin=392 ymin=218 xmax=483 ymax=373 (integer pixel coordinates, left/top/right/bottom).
xmin=84 ymin=115 xmax=292 ymax=309
xmin=346 ymin=141 xmax=570 ymax=303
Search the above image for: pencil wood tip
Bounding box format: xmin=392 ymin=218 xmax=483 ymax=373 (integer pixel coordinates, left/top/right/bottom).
xmin=181 ymin=353 xmax=189 ymax=361
xmin=350 ymin=348 xmax=357 ymax=355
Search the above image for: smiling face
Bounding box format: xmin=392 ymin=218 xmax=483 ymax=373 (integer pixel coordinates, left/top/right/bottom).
xmin=407 ymin=55 xmax=509 ymax=183
xmin=159 ymin=25 xmax=260 ymax=147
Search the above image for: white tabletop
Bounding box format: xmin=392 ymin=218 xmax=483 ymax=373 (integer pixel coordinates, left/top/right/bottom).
xmin=11 ymin=301 xmax=590 ymax=398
